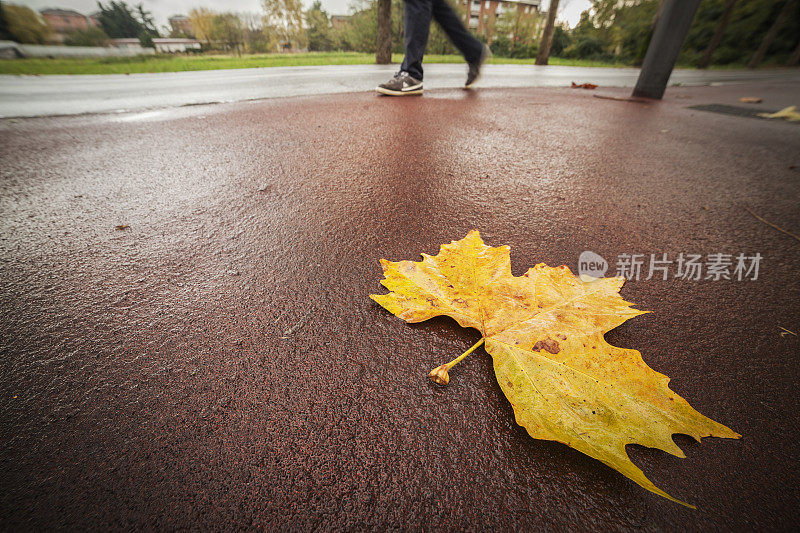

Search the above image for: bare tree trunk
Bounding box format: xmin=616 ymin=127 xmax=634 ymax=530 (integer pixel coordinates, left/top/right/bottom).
xmin=376 ymin=0 xmax=392 ymax=65
xmin=748 ymin=0 xmax=797 ymax=69
xmin=697 ymin=0 xmax=738 ymax=68
xmin=787 ymin=37 xmax=800 ymax=65
xmin=535 ymin=0 xmax=560 ymax=65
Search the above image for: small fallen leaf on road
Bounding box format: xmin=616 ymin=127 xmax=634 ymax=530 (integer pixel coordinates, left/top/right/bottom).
xmin=758 ymin=106 xmax=800 ymax=122
xmin=739 ymin=97 xmax=762 ymax=103
xmin=371 ymin=231 xmax=739 ymax=507
xmin=571 ymin=82 xmax=598 ymax=89
xmin=114 ymin=224 xmax=129 ymax=231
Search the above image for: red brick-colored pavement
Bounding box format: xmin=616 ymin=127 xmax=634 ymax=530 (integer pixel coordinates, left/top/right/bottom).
xmin=1 ymin=82 xmax=798 ymax=530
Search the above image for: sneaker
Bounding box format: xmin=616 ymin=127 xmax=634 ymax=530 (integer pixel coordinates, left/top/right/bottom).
xmin=465 ymin=45 xmax=491 ymax=88
xmin=376 ymin=71 xmax=423 ymax=96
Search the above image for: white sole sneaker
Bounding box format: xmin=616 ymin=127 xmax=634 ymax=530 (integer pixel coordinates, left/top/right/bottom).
xmin=375 ymin=84 xmax=423 ymax=96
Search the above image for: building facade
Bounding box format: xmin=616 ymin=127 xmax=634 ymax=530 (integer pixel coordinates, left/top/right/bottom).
xmin=458 ymin=0 xmax=544 ymax=38
xmin=168 ymin=15 xmax=193 ymax=37
xmin=40 ymin=8 xmax=98 ymax=42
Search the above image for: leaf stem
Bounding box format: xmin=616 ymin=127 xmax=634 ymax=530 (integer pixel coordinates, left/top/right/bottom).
xmin=446 ymin=337 xmax=485 ymax=368
xmin=429 ymin=338 xmax=485 ymax=385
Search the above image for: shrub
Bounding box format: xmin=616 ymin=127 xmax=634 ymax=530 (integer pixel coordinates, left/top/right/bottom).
xmin=64 ymin=27 xmax=109 ymax=47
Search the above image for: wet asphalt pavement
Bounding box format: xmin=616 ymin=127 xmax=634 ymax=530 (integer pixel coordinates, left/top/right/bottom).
xmin=2 ymin=64 xmax=800 ymax=118
xmin=1 ymin=81 xmax=799 ymax=530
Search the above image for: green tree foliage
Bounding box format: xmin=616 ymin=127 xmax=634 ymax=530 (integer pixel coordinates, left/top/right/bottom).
xmin=550 ymin=25 xmax=570 ymax=56
xmin=306 ymin=1 xmax=334 ymax=51
xmin=135 ymin=3 xmax=158 ymax=37
xmin=565 ymin=0 xmax=655 ymax=60
xmin=492 ymin=5 xmax=541 ymax=58
xmin=64 ymin=26 xmax=109 ymax=46
xmin=3 ymin=3 xmax=51 ymax=44
xmin=212 ymin=12 xmax=245 ymax=54
xmin=682 ymin=0 xmax=800 ymax=66
xmin=96 ymin=1 xmax=156 ymax=39
xmin=332 ymin=0 xmax=379 ymax=53
xmin=0 ymin=1 xmax=12 ymax=41
xmin=566 ymin=0 xmax=800 ymax=66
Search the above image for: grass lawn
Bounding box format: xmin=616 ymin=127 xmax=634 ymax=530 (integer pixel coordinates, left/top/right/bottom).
xmin=0 ymin=51 xmax=635 ymax=75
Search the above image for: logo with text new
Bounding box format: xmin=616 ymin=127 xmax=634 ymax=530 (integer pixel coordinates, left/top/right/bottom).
xmin=578 ymin=251 xmax=608 ymax=281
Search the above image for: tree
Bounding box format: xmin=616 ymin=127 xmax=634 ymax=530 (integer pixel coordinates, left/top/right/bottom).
xmin=376 ymin=0 xmax=391 ymax=63
xmin=494 ymin=5 xmax=541 ymax=58
xmin=747 ymin=0 xmax=797 ymax=68
xmin=0 ymin=1 xmax=11 ymax=41
xmin=536 ymin=0 xmax=560 ymax=65
xmin=3 ymin=3 xmax=51 ymax=44
xmin=306 ymin=1 xmax=333 ymax=51
xmin=240 ymin=11 xmax=275 ymax=53
xmin=188 ymin=8 xmax=215 ymax=48
xmin=213 ymin=13 xmax=245 ymax=54
xmin=550 ymin=25 xmax=570 ymax=56
xmin=697 ymin=0 xmax=738 ymax=68
xmin=96 ymin=1 xmax=146 ymax=38
xmin=262 ymin=0 xmax=307 ymax=51
xmin=135 ymin=3 xmax=158 ymax=37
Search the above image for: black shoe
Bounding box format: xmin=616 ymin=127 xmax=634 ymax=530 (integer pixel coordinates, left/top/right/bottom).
xmin=465 ymin=45 xmax=491 ymax=88
xmin=376 ymin=71 xmax=423 ymax=96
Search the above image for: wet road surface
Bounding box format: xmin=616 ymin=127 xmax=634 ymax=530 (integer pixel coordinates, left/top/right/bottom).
xmin=2 ymin=63 xmax=800 ymax=117
xmin=1 ymin=82 xmax=799 ymax=530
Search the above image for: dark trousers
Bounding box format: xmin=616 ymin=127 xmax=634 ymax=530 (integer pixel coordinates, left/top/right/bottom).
xmin=400 ymin=0 xmax=484 ymax=81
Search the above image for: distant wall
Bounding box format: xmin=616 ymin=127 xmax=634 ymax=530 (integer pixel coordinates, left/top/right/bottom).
xmin=0 ymin=41 xmax=156 ymax=59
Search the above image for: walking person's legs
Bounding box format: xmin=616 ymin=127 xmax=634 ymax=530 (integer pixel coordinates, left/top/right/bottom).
xmin=401 ymin=0 xmax=435 ymax=81
xmin=377 ymin=0 xmax=490 ymax=95
xmin=376 ymin=0 xmax=432 ymax=96
xmin=431 ymin=0 xmax=483 ymax=65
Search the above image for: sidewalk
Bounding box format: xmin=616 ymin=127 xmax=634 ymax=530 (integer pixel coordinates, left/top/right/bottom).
xmin=1 ymin=63 xmax=799 ymax=117
xmin=1 ymin=80 xmax=798 ymax=530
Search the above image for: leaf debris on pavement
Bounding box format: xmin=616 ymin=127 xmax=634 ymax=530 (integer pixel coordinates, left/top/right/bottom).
xmin=758 ymin=105 xmax=800 ymax=122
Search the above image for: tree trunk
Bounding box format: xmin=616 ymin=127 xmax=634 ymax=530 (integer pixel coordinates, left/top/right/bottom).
xmin=376 ymin=0 xmax=392 ymax=64
xmin=747 ymin=0 xmax=797 ymax=69
xmin=535 ymin=0 xmax=560 ymax=66
xmin=697 ymin=0 xmax=738 ymax=68
xmin=787 ymin=37 xmax=800 ymax=66
xmin=632 ymin=0 xmax=701 ymax=99
xmin=633 ymin=1 xmax=665 ymax=67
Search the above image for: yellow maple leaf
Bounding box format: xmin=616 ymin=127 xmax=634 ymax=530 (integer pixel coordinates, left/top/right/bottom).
xmin=370 ymin=230 xmax=739 ymax=508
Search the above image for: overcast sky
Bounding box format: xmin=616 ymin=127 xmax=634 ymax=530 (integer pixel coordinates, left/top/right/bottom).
xmin=16 ymin=0 xmax=591 ymax=28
